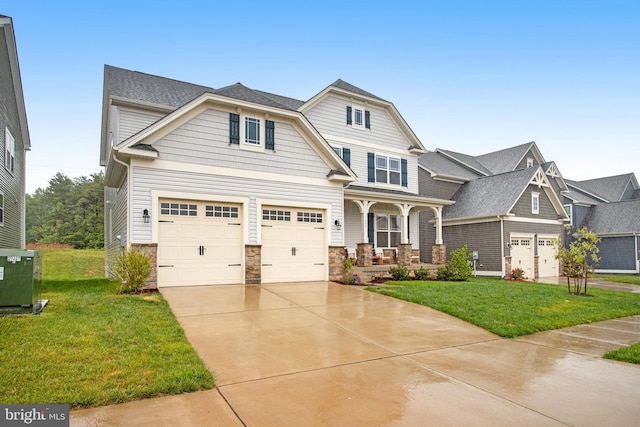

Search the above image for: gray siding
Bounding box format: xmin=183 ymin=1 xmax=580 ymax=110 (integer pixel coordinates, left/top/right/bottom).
xmin=118 ymin=108 xmax=165 ymax=143
xmin=418 ymin=168 xmax=462 ymax=199
xmin=0 ymin=28 xmax=26 ymax=248
xmin=511 ymin=184 xmax=558 ymax=220
xmin=154 ymin=109 xmax=329 ymax=180
xmin=130 ymin=165 xmax=343 ymax=245
xmin=104 ymin=178 xmax=128 ymax=277
xmin=574 ymin=205 xmax=591 ymax=228
xmin=419 ymin=210 xmax=436 ymax=263
xmin=597 ymin=236 xmax=636 ymax=270
xmin=621 ymin=182 xmax=635 ymax=201
xmin=442 ymin=221 xmax=503 ymax=272
xmin=515 ymin=150 xmax=538 ymax=170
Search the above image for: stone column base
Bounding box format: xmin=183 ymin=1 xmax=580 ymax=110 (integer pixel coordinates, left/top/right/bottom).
xmin=329 ymin=246 xmax=347 ymax=282
xmin=357 ymin=243 xmax=373 ymax=267
xmin=505 ymin=256 xmax=512 ymax=279
xmin=432 ymin=244 xmax=446 ymax=265
xmin=245 ymin=245 xmax=261 ymax=284
xmin=396 ymin=243 xmax=413 ymax=266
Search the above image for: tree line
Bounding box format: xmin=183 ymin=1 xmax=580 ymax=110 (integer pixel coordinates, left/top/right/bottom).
xmin=26 ymin=172 xmax=104 ymax=249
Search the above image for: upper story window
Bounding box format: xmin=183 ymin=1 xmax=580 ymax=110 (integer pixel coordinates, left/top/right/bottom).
xmin=229 ymin=113 xmax=275 ymax=151
xmin=332 ymin=146 xmax=351 ymax=167
xmin=531 ymin=192 xmax=540 ymax=215
xmin=564 ymin=204 xmax=573 ymax=226
xmin=367 ymin=152 xmax=407 ymax=187
xmin=4 ymin=128 xmax=15 ymax=175
xmin=0 ymin=192 xmax=4 ymax=226
xmin=526 ymin=157 xmax=534 ymax=168
xmin=346 ymin=106 xmax=371 ymax=129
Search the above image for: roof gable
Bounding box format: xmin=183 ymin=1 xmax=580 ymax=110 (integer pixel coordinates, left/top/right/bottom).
xmin=435 ymin=149 xmax=492 ymax=176
xmin=573 ymin=173 xmax=638 ymax=202
xmin=475 ymin=141 xmax=544 ymax=174
xmin=581 ymin=199 xmax=640 ymax=234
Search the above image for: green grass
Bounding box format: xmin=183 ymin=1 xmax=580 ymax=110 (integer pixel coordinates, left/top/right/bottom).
xmin=368 ymin=278 xmax=640 ymax=338
xmin=595 ymin=274 xmax=640 ymax=286
xmin=39 ymin=247 xmax=105 ymax=280
xmin=604 ymin=342 xmax=640 ymax=364
xmin=0 ymin=249 xmax=214 ymax=408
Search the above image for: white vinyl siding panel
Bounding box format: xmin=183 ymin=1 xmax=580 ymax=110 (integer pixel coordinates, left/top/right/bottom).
xmin=104 ymin=179 xmax=128 ymax=277
xmin=118 ymin=108 xmax=165 ymax=143
xmin=154 ymin=109 xmax=328 ymax=179
xmin=305 ymin=95 xmax=410 ymax=151
xmin=130 ymin=165 xmax=343 ymax=245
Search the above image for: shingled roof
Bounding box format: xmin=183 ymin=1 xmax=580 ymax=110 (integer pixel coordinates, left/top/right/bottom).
xmin=571 ymin=173 xmax=636 ymax=202
xmin=580 ymin=199 xmax=640 ymax=234
xmin=329 ymin=79 xmax=387 ymax=102
xmin=418 ymin=152 xmax=483 ymax=181
xmin=475 ymin=142 xmax=538 ymax=175
xmin=443 ymin=167 xmax=540 ymax=220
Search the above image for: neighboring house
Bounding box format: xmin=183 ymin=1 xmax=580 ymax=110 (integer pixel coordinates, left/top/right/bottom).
xmin=0 ymin=16 xmax=30 ymax=249
xmin=100 ymin=66 xmax=451 ymax=288
xmin=419 ymin=142 xmax=569 ymax=279
xmin=564 ymin=174 xmax=640 ymax=273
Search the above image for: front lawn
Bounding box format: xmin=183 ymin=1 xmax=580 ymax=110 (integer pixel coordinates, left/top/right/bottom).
xmin=0 ymin=248 xmax=214 ymax=408
xmin=368 ymin=278 xmax=640 ymax=338
xmin=595 ymin=274 xmax=640 ymax=286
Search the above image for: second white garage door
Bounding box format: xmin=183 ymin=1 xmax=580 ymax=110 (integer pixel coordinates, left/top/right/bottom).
xmin=537 ymin=237 xmax=559 ymax=277
xmin=261 ymin=207 xmax=327 ymax=283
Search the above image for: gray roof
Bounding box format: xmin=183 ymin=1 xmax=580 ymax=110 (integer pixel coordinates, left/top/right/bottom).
xmin=443 ymin=167 xmax=539 ymax=220
xmin=212 ymin=83 xmax=301 ymax=110
xmin=105 ymin=65 xmax=213 ymax=109
xmin=563 ymin=185 xmax=604 ymax=205
xmin=329 ymin=79 xmax=386 ymax=102
xmin=418 ymin=152 xmax=482 ymax=181
xmin=475 ymin=142 xmax=535 ymax=175
xmin=580 ymin=199 xmax=640 ymax=234
xmin=436 ymin=149 xmax=492 ymax=175
xmin=572 ymin=174 xmax=635 ymax=202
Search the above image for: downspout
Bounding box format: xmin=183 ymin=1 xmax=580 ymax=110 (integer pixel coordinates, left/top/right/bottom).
xmin=112 ymin=153 xmax=130 ymax=249
xmin=499 ymin=215 xmax=505 ymax=278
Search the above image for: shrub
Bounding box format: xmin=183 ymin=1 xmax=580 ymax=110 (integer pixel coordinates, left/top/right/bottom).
xmin=110 ymin=247 xmax=153 ymax=293
xmin=414 ymin=266 xmax=430 ymax=280
xmin=389 ymin=265 xmax=410 ymax=281
xmin=511 ymin=267 xmax=525 ymax=280
xmin=436 ymin=245 xmax=473 ymax=281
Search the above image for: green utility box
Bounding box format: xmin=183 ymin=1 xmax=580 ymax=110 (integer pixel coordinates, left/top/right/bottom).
xmin=0 ymin=249 xmax=45 ymax=315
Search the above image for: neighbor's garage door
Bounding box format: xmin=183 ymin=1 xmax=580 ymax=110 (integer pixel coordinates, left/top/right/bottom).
xmin=261 ymin=207 xmax=326 ymax=283
xmin=510 ymin=236 xmax=534 ymax=279
xmin=158 ymin=200 xmax=243 ymax=287
xmin=537 ymin=237 xmax=559 ymax=277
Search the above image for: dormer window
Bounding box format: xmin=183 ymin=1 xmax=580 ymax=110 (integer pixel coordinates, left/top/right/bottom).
xmin=346 ymin=106 xmax=371 ymax=129
xmin=245 ymin=117 xmax=260 ymax=145
xmin=229 ymin=113 xmax=275 ymax=151
xmin=527 ymin=157 xmax=534 ymax=168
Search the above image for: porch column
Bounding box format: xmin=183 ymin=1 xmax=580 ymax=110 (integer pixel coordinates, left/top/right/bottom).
xmin=394 ymin=203 xmax=414 ymax=244
xmin=352 ymin=200 xmax=376 ymax=243
xmin=431 ymin=206 xmax=443 ymax=245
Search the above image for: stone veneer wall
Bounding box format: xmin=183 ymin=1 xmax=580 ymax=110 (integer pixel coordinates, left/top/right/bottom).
xmin=131 ymin=243 xmax=158 ymax=289
xmin=329 ymin=246 xmax=347 ymax=282
xmin=505 ymin=256 xmax=512 ymax=279
xmin=396 ymin=244 xmax=413 ymax=266
xmin=356 ymin=243 xmax=373 ymax=267
xmin=431 ymin=244 xmax=446 ymax=265
xmin=245 ymin=245 xmax=262 ymax=284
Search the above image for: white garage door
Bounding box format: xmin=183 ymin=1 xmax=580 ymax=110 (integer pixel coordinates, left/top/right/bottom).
xmin=538 ymin=237 xmax=559 ymax=277
xmin=510 ymin=236 xmax=534 ymax=279
xmin=158 ymin=200 xmax=243 ymax=287
xmin=261 ymin=207 xmax=327 ymax=283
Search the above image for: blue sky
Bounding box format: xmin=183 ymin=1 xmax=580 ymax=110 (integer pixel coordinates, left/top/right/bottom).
xmin=3 ymin=0 xmax=639 ymax=194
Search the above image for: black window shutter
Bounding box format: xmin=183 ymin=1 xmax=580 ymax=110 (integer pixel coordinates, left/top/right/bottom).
xmin=265 ymin=120 xmax=275 ymax=150
xmin=346 ymin=106 xmax=352 ymax=125
xmin=365 ymin=110 xmax=371 ymax=129
xmin=229 ymin=113 xmax=240 ymax=144
xmin=343 ymin=148 xmax=351 ymax=167
xmin=401 ymin=159 xmax=408 ymax=187
xmin=367 ymin=152 xmax=375 ymax=182
xmin=368 ymin=212 xmax=374 ymax=244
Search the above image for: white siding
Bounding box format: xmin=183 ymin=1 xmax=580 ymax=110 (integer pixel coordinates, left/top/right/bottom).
xmin=104 ymin=178 xmax=128 ymax=277
xmin=153 ymin=109 xmax=329 ymax=179
xmin=118 ymin=108 xmax=165 ymax=143
xmin=130 ymin=165 xmax=343 ymax=245
xmin=344 ymin=201 xmax=363 ymax=249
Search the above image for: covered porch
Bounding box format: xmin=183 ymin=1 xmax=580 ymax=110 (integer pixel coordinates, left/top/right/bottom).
xmin=343 ymin=186 xmax=454 ymax=267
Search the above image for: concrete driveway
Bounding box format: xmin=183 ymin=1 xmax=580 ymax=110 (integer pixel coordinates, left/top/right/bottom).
xmin=72 ymin=281 xmax=640 ymax=426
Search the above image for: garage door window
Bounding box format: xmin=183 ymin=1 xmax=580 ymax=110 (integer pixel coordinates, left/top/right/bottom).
xmin=206 ymin=205 xmax=238 ymax=218
xmin=263 ymin=209 xmax=291 ymax=221
xmin=161 ymin=202 xmax=197 ymax=216
xmin=297 ymin=212 xmax=323 ymax=223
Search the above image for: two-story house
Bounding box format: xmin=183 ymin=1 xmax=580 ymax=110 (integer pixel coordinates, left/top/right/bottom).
xmin=564 ymin=174 xmax=640 ymax=273
xmin=100 ymin=66 xmax=451 ymax=288
xmin=419 ymin=142 xmax=569 ymax=279
xmin=0 ymin=15 xmax=30 ymax=249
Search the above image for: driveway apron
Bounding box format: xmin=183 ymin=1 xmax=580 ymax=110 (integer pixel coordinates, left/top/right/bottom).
xmin=72 ymin=281 xmax=640 ymax=426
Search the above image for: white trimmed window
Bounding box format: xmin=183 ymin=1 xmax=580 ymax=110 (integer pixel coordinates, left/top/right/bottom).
xmin=526 ymin=157 xmax=534 ymax=168
xmin=376 ymin=213 xmax=401 ymax=248
xmin=564 ymin=204 xmax=573 ymax=226
xmin=346 ymin=105 xmax=371 ymax=129
xmin=245 ymin=117 xmax=260 ymax=145
xmin=532 ymin=192 xmax=540 ymax=215
xmin=376 ymin=155 xmax=401 ymax=185
xmin=5 ymin=128 xmax=15 ymax=175
xmin=229 ymin=113 xmax=275 ymax=151
xmin=0 ymin=192 xmax=4 ymax=226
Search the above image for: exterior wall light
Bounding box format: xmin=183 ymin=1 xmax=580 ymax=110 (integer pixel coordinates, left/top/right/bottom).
xmin=143 ymin=208 xmax=151 ymax=223
xmin=334 ymin=219 xmax=342 ymax=230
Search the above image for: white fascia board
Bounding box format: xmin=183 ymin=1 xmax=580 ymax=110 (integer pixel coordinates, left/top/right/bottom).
xmin=503 ymin=216 xmax=565 ymax=225
xmin=301 ymin=86 xmax=427 ymax=153
xmin=344 ymin=188 xmax=454 ymax=208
